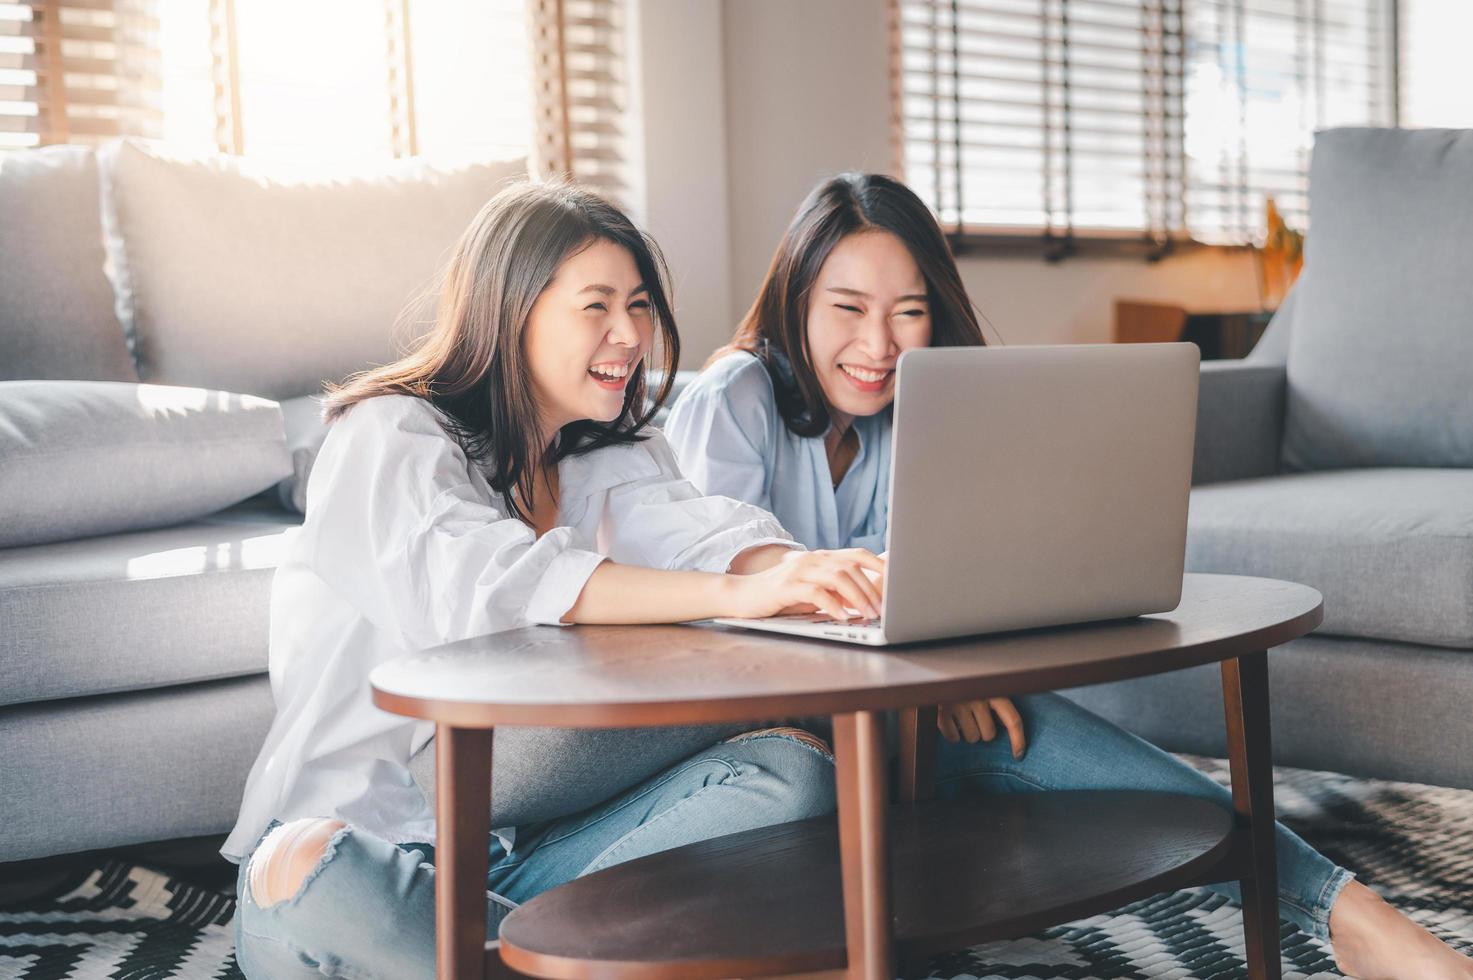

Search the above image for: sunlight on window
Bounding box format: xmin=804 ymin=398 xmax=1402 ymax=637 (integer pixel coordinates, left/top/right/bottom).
xmin=1403 ymin=1 xmax=1473 ymax=127
xmin=235 ymin=0 xmax=389 ymax=164
xmin=148 ymin=0 xmax=530 ymax=170
xmin=155 ymin=0 xmax=215 ymax=155
xmin=412 ymin=0 xmax=531 ymax=164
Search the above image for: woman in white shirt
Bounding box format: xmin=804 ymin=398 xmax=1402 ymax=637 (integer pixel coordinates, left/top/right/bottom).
xmin=227 ymin=181 xmax=882 ymax=979
xmin=666 ymin=173 xmax=1472 ymax=979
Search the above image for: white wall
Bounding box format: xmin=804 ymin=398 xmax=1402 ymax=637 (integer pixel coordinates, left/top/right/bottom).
xmin=626 ymin=0 xmax=733 ymax=363
xmin=722 ymin=0 xmax=896 ymax=334
xmin=635 ymin=0 xmax=1268 ymax=364
xmin=960 ymin=250 xmax=1260 ymax=346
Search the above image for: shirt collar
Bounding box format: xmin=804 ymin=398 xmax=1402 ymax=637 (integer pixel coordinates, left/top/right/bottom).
xmin=555 ymin=437 xmax=661 ymax=502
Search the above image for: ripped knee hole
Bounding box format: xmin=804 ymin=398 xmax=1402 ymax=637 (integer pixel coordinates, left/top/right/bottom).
xmin=247 ymin=818 xmax=347 ymax=908
xmin=724 ymin=726 xmax=833 ymax=759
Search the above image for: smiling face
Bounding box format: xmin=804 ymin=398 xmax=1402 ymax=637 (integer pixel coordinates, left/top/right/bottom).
xmin=805 ymin=229 xmax=932 ymax=425
xmin=523 ymin=237 xmax=653 ymax=436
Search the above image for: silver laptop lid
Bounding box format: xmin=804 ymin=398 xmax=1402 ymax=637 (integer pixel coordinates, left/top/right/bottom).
xmin=880 ymin=343 xmax=1199 ymax=644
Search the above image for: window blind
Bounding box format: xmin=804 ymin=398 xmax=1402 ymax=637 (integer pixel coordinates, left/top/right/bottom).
xmin=530 ymin=0 xmax=631 ymax=203
xmin=896 ymin=0 xmax=1400 ymax=248
xmin=1183 ymin=0 xmax=1397 ymax=243
xmin=0 ymin=0 xmax=159 ymax=150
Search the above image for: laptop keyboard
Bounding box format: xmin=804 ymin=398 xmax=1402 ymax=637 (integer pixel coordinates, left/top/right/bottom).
xmin=771 ymin=614 xmax=880 ymax=628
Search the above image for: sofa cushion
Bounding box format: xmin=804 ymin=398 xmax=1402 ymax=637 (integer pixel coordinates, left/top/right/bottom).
xmin=0 ymin=674 xmax=275 ymax=861
xmin=103 ymin=140 xmax=524 ymax=400
xmin=1186 ymin=468 xmax=1473 ymax=648
xmin=0 ymin=380 xmax=292 ymax=548
xmin=1064 ymin=634 xmax=1473 ymax=791
xmin=0 ymin=499 xmax=300 ymax=707
xmin=1283 ymin=128 xmax=1473 ymax=469
xmin=0 ymin=146 xmax=137 ymax=382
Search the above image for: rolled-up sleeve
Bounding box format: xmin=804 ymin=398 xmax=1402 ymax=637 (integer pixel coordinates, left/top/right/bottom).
xmin=303 ymin=397 xmax=605 ymax=648
xmin=603 ymin=429 xmax=800 ymax=574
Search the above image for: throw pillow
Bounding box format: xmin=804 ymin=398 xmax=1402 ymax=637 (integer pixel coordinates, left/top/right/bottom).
xmin=0 ymin=381 xmax=291 ymax=548
xmin=0 ymin=146 xmax=137 ymax=382
xmin=102 ymin=139 xmax=523 ymax=401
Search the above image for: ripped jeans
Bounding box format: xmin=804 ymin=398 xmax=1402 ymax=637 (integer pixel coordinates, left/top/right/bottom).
xmin=233 ymin=728 xmax=837 ymax=979
xmin=233 ymin=697 xmax=1353 ymax=979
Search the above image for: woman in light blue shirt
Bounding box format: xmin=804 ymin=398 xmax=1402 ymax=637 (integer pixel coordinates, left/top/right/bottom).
xmin=667 ymin=173 xmax=1465 ymax=976
xmin=670 ymin=345 xmax=892 ymax=555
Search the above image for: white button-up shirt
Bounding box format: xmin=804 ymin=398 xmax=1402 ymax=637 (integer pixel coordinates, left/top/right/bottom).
xmin=223 ymin=394 xmax=794 ymax=862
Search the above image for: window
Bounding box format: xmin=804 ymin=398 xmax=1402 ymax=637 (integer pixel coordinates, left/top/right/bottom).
xmin=1183 ymin=0 xmax=1396 ymax=243
xmin=0 ymin=0 xmax=161 ymax=151
xmin=895 ymin=0 xmax=1402 ymax=249
xmin=170 ymin=0 xmax=535 ymax=167
xmin=3 ymin=0 xmax=631 ymax=198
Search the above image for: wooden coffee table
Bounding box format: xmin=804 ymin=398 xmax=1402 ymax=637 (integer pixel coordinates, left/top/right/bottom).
xmin=371 ymin=573 xmax=1322 ymax=980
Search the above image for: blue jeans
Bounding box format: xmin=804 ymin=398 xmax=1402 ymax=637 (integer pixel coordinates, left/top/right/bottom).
xmin=234 ymin=730 xmax=837 ymax=979
xmin=931 ymin=693 xmax=1352 ymax=942
xmin=234 ymin=697 xmax=1351 ymax=979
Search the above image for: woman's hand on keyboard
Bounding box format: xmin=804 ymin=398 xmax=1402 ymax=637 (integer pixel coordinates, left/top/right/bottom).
xmin=726 ymin=548 xmax=885 ymax=621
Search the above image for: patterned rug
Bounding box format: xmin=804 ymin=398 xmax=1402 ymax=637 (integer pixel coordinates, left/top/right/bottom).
xmin=3 ymin=759 xmax=1471 ymax=979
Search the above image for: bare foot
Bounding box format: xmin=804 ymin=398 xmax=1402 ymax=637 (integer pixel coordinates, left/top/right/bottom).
xmin=1330 ymin=880 xmax=1473 ymax=979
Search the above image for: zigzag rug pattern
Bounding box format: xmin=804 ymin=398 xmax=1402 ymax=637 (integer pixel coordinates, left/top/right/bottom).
xmin=4 ymin=758 xmax=1471 ymax=979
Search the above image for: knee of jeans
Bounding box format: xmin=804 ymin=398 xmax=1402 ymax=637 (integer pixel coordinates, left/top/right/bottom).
xmin=1009 ymin=691 xmax=1074 ymax=728
xmin=726 ymin=730 xmax=837 ymax=821
xmin=246 ymin=818 xmax=348 ymax=909
xmin=725 ymin=726 xmax=833 ymax=759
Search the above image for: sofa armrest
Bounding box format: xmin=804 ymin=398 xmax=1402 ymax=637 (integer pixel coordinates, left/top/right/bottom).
xmin=1192 ymin=360 xmax=1287 ymax=485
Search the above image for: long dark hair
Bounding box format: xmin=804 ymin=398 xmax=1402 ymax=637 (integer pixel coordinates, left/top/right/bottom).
xmin=323 ymin=180 xmax=679 ymax=520
xmin=716 ymin=173 xmax=986 ymax=437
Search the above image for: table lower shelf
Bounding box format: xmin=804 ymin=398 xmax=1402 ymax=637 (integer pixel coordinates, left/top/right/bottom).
xmin=497 ymin=790 xmax=1243 ymax=979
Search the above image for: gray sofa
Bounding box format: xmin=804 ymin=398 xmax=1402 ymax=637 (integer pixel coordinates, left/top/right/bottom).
xmin=1065 ymin=128 xmax=1473 ymax=790
xmin=1 ymin=140 xmax=522 ymax=863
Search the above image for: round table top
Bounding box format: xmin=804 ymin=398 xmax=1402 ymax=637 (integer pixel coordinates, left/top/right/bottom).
xmin=370 ymin=573 xmax=1322 ymax=728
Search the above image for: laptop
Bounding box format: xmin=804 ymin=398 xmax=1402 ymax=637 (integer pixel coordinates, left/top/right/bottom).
xmin=712 ymin=342 xmax=1200 ymax=646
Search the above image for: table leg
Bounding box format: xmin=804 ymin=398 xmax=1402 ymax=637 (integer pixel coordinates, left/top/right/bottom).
xmin=831 ymin=711 xmax=895 ymax=980
xmin=436 ymin=724 xmax=495 ymax=980
xmin=897 ymin=706 xmax=938 ymax=804
xmin=1221 ymin=652 xmax=1282 ymax=980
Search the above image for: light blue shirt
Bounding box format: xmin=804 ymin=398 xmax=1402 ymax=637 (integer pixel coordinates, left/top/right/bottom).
xmin=664 ymin=352 xmax=892 ymax=553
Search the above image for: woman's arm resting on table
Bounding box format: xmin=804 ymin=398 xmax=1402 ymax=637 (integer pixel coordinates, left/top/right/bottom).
xmin=563 ymin=547 xmax=887 ymax=624
xmin=561 ymin=562 xmax=737 ymax=624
